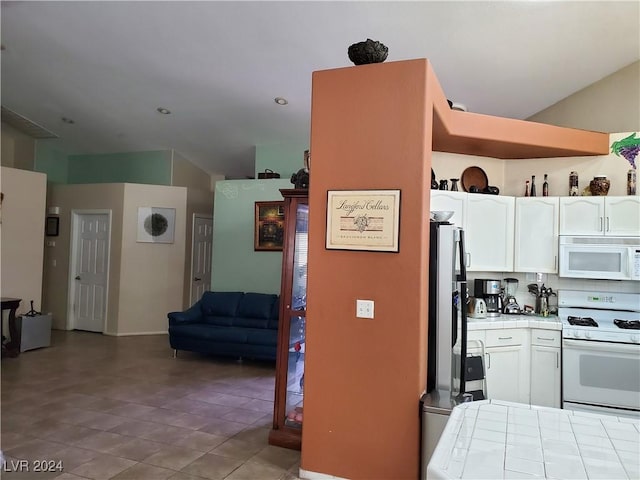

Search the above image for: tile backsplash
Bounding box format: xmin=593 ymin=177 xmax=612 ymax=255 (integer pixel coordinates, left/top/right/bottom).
xmin=467 ymin=272 xmax=640 ymax=313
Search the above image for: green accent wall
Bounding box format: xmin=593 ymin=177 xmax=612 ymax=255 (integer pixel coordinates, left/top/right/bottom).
xmin=255 ymin=143 xmax=309 ymax=180
xmin=34 ymin=140 xmax=70 ymax=183
xmin=67 ymin=151 xmax=172 ymax=185
xmin=212 ymin=178 xmax=291 ymax=294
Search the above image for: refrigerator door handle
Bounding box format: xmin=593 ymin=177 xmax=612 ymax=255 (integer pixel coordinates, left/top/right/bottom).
xmin=455 ymin=229 xmax=467 ymax=282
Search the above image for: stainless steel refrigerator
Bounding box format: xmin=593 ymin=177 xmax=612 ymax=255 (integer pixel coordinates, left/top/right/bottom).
xmin=420 ymin=221 xmax=470 ymax=478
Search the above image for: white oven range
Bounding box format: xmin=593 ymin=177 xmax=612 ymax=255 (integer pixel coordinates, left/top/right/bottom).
xmin=558 ymin=290 xmax=640 ymax=419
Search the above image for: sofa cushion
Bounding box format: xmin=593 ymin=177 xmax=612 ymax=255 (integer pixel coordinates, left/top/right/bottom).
xmin=267 ymin=298 xmax=279 ymax=329
xmin=233 ymin=317 xmax=269 ymax=329
xmin=202 ymin=315 xmax=235 ymax=327
xmin=245 ymin=328 xmax=278 ymax=347
xmin=237 ymin=293 xmax=278 ymax=319
xmin=170 ymin=324 xmax=248 ymax=344
xmin=200 ymin=291 xmax=244 ymax=317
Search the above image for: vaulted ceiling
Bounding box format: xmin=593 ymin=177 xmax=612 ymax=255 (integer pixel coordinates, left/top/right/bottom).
xmin=2 ymin=1 xmax=638 ymax=179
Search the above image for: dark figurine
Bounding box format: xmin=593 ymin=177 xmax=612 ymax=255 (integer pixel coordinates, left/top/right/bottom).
xmin=291 ymin=169 xmax=309 ymax=189
xmin=291 ymin=149 xmax=310 ymax=189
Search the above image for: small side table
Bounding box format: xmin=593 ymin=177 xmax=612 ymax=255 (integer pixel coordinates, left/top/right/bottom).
xmin=1 ymin=298 xmax=22 ymax=358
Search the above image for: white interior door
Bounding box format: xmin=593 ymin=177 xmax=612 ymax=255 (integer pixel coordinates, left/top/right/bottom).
xmin=70 ymin=212 xmax=110 ymax=332
xmin=190 ymin=214 xmax=213 ymax=305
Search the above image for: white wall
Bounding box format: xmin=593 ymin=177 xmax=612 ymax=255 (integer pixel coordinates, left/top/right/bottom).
xmin=503 ymin=132 xmax=636 ymax=197
xmin=432 ymin=132 xmax=635 ymax=198
xmin=432 ymin=152 xmax=505 ymax=193
xmin=0 ymin=123 xmax=36 ymax=170
xmin=43 ymin=183 xmax=125 ymax=331
xmin=0 ymin=167 xmax=46 ymax=314
xmin=44 ymin=182 xmax=187 ymax=335
xmin=170 ymin=150 xmax=216 ymax=307
xmin=527 ymin=61 xmax=640 ymax=133
xmin=117 ymin=183 xmax=187 ymax=335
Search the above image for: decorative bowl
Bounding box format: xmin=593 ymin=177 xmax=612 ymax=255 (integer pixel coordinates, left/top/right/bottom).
xmin=430 ymin=211 xmax=454 ymax=222
xmin=589 ymin=175 xmax=610 ymax=196
xmin=348 ymin=39 xmax=388 ymax=65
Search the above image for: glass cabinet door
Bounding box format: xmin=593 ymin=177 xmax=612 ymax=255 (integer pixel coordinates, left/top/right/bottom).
xmin=284 ymin=203 xmax=308 ymax=428
xmin=270 ymin=190 xmax=308 ymax=450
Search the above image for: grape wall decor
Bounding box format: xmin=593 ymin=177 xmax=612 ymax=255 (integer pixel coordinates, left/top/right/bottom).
xmin=137 ymin=207 xmax=176 ymax=243
xmin=611 ymin=132 xmax=640 ymax=169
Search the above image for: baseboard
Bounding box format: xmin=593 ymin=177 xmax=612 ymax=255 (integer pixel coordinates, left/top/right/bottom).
xmin=299 ymin=468 xmax=349 ymax=480
xmin=104 ymin=331 xmax=169 ymax=337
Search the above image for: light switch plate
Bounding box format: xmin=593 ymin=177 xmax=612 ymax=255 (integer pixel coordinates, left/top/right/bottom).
xmin=356 ymin=299 xmax=374 ymax=319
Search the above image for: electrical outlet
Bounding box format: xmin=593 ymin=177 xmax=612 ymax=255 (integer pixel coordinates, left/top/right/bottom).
xmin=356 ymin=299 xmax=374 ymax=319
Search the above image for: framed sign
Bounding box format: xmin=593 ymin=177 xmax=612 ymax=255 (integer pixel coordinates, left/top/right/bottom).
xmin=326 ymin=189 xmax=400 ymax=252
xmin=137 ymin=207 xmax=176 ymax=243
xmin=45 ymin=216 xmax=60 ymax=236
xmin=255 ymin=201 xmax=285 ymax=251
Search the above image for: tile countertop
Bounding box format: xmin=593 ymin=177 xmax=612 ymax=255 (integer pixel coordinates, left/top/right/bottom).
xmin=467 ymin=315 xmax=561 ymax=331
xmin=427 ymin=400 xmax=640 ymax=480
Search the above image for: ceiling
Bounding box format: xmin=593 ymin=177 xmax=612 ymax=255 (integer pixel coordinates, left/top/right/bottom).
xmin=2 ymin=1 xmax=639 ymax=179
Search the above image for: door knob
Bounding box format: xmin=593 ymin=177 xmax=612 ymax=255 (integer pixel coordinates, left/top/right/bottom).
xmin=194 ymin=277 xmax=202 ymax=281
xmin=75 ymin=276 xmax=81 ymax=280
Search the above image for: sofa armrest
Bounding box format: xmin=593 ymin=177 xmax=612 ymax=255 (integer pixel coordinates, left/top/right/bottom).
xmin=168 ymin=301 xmax=202 ymax=326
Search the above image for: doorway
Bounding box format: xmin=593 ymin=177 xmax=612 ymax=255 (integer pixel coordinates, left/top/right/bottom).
xmin=68 ymin=211 xmax=111 ymax=332
xmin=190 ymin=214 xmax=213 ymax=305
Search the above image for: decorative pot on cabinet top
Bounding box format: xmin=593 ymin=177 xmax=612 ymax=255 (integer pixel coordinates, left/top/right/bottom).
xmin=589 ymin=175 xmax=610 ymax=196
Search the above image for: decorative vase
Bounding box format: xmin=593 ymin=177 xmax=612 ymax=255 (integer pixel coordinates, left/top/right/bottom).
xmin=589 ymin=175 xmax=610 ymax=196
xmin=347 ymin=39 xmax=388 ymax=65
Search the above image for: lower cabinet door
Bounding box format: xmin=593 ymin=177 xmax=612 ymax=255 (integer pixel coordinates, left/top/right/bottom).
xmin=530 ymin=345 xmax=561 ymax=408
xmin=485 ymin=345 xmax=528 ymax=404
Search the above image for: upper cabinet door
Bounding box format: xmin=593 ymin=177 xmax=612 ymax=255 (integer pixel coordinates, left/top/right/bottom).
xmin=559 ymin=197 xmax=604 ymax=235
xmin=465 ymin=195 xmax=515 ymax=272
xmin=605 ymin=197 xmax=640 ymax=236
xmin=514 ymin=197 xmax=559 ymax=273
xmin=429 ymin=190 xmax=467 ymax=228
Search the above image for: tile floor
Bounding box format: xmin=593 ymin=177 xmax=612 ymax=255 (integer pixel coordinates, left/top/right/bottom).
xmin=1 ymin=331 xmax=301 ymax=479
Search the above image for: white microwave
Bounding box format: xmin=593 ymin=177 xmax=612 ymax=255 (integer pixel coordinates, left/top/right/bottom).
xmin=559 ymin=236 xmax=640 ymax=281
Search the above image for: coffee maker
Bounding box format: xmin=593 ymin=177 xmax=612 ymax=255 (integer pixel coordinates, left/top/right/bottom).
xmin=474 ymin=279 xmax=502 ymax=318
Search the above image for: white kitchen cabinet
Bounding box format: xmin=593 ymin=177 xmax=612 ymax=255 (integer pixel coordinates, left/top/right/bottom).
xmin=430 ymin=190 xmax=467 ymax=228
xmin=485 ymin=345 xmax=528 ymax=403
xmin=484 ymin=329 xmax=529 ymax=404
xmin=530 ymin=346 xmax=561 ymax=408
xmin=529 ymin=329 xmax=561 ymax=408
xmin=465 ymin=195 xmax=515 ymax=271
xmin=606 ymin=196 xmax=640 ymax=236
xmin=559 ymin=196 xmax=640 ymax=236
xmin=514 ymin=197 xmax=559 ymax=273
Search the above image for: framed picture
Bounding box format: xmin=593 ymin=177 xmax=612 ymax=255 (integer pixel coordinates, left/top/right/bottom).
xmin=255 ymin=201 xmax=285 ymax=251
xmin=45 ymin=216 xmax=60 ymax=237
xmin=137 ymin=207 xmax=176 ymax=243
xmin=326 ymin=189 xmax=401 ymax=252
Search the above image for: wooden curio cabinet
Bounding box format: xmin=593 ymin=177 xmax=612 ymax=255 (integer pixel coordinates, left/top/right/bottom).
xmin=269 ymin=189 xmax=308 ymax=450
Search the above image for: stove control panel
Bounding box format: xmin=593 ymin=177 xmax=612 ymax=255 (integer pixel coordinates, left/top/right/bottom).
xmin=563 ymin=327 xmax=639 ymax=344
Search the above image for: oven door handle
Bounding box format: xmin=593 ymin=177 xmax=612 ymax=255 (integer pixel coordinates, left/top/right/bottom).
xmin=563 ymin=339 xmax=639 ymax=354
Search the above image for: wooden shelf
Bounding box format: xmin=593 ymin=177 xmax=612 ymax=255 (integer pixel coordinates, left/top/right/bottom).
xmin=426 ymin=62 xmax=610 ymax=159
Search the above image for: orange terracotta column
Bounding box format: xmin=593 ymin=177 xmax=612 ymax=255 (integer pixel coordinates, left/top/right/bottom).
xmin=302 ymin=59 xmax=433 ymax=479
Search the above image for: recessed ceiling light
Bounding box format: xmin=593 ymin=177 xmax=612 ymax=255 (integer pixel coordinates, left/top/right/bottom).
xmin=61 ymin=117 xmax=75 ymax=124
xmin=274 ymin=97 xmax=288 ymax=106
xmin=157 ymin=107 xmax=171 ymax=115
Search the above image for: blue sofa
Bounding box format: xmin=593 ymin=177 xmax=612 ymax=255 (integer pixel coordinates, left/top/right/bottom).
xmin=168 ymin=291 xmax=283 ymax=361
